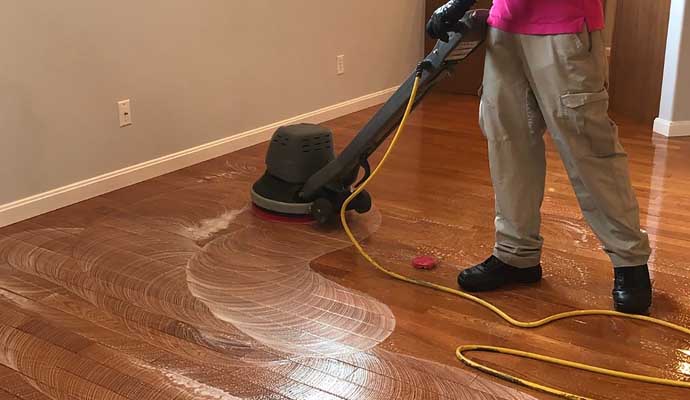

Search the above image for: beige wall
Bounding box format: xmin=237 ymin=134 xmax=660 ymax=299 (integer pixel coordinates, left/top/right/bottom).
xmin=0 ymin=1 xmax=425 ymax=205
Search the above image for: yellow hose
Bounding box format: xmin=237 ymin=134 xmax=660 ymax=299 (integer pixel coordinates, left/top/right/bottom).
xmin=339 ymin=75 xmax=690 ymax=399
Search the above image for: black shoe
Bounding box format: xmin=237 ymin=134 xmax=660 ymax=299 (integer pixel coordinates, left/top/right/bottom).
xmin=458 ymin=256 xmax=542 ymax=292
xmin=613 ymin=265 xmax=652 ymax=314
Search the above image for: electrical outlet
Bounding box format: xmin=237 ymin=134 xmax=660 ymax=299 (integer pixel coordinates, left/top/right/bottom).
xmin=337 ymin=55 xmax=345 ymax=75
xmin=118 ymin=99 xmax=132 ymax=127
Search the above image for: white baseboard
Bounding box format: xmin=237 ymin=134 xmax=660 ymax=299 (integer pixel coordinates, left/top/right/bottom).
xmin=653 ymin=118 xmax=690 ymax=137
xmin=0 ymin=86 xmax=399 ymax=228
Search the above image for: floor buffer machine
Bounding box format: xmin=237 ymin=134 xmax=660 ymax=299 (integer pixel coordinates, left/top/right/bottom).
xmin=251 ymin=10 xmax=489 ymax=224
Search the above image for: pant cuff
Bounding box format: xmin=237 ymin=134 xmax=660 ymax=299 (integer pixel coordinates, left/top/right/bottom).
xmin=610 ymin=254 xmax=651 ymax=268
xmin=493 ymin=248 xmax=541 ymax=268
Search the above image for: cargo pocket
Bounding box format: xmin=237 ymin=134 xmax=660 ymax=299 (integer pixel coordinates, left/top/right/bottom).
xmin=559 ymin=89 xmax=618 ymax=156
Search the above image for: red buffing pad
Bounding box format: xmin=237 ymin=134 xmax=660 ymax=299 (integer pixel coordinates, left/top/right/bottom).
xmin=252 ymin=205 xmax=315 ymax=224
xmin=412 ymin=256 xmax=438 ymax=270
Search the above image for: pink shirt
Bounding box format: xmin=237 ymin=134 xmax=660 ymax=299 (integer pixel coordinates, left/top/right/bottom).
xmin=488 ymin=0 xmax=605 ymax=35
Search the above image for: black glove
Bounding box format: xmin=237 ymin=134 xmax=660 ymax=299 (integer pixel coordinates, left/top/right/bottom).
xmin=426 ymin=0 xmax=476 ymax=42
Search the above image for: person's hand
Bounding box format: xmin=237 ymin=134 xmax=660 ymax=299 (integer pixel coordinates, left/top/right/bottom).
xmin=426 ymin=0 xmax=476 ymax=42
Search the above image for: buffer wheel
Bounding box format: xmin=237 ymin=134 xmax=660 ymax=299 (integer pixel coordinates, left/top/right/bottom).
xmin=349 ymin=190 xmax=372 ymax=214
xmin=311 ymin=198 xmax=336 ymax=225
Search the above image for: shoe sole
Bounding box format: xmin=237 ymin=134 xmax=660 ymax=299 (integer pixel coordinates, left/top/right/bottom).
xmin=458 ymin=269 xmax=542 ymax=292
xmin=612 ymin=291 xmax=652 ymax=315
xmin=613 ymin=301 xmax=652 ymax=315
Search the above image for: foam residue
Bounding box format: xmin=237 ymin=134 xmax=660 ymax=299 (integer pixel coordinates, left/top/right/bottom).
xmin=131 ymin=358 xmax=243 ymax=400
xmin=161 ymin=369 xmax=242 ymax=400
xmin=183 ymin=207 xmax=248 ymax=241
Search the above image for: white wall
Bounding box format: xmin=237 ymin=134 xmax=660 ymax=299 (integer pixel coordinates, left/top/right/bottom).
xmin=655 ymin=0 xmax=690 ymax=136
xmin=0 ymin=1 xmax=425 ymax=207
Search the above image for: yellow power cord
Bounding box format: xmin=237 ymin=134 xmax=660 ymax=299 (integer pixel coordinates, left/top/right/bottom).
xmin=339 ymin=74 xmax=690 ymax=400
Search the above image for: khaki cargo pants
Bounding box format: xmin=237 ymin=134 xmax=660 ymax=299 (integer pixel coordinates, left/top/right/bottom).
xmin=480 ymin=27 xmax=651 ymax=268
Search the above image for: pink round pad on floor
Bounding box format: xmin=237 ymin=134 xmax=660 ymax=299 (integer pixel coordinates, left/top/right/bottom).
xmin=412 ymin=256 xmax=438 ymax=270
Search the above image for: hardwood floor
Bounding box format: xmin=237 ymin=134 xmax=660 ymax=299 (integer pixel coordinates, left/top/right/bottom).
xmin=1 ymin=93 xmax=689 ymax=399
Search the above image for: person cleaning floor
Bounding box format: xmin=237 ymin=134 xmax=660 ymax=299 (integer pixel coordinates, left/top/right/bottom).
xmin=427 ymin=0 xmax=653 ymax=314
